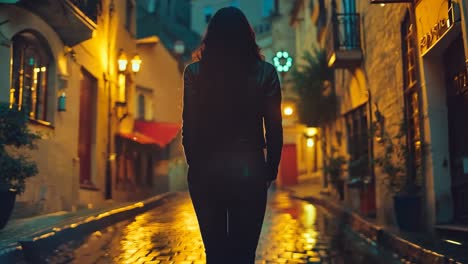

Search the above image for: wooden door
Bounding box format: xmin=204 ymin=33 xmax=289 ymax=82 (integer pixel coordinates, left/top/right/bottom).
xmin=78 ymin=69 xmax=96 ymax=186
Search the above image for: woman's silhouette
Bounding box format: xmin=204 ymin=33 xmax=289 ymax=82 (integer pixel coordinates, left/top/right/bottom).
xmin=182 ymin=6 xmax=283 ymax=264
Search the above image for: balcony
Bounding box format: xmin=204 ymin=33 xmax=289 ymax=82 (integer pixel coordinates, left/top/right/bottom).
xmin=326 ymin=13 xmax=363 ymax=68
xmin=17 ymin=0 xmax=97 ymax=46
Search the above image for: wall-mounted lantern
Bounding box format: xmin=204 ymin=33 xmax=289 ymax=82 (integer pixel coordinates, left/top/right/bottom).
xmin=117 ymin=49 xmax=128 ymax=72
xmin=130 ymin=54 xmax=142 ymax=73
xmin=118 ymin=49 xmax=142 ymax=73
xmin=115 ymin=101 xmax=128 ymax=122
xmin=304 ymin=127 xmax=318 ymax=148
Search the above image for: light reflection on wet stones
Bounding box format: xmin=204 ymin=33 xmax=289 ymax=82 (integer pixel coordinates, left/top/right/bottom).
xmin=46 ymin=191 xmax=400 ymax=264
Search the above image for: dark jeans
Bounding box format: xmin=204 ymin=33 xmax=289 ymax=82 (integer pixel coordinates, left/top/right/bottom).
xmin=188 ymin=150 xmax=268 ymax=264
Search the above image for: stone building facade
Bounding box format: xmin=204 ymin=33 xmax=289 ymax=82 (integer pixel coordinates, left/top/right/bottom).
xmin=291 ymin=0 xmax=468 ymax=230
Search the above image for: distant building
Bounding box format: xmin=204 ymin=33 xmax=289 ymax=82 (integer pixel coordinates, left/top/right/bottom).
xmin=135 ymin=1 xmax=202 ymax=192
xmin=190 ymin=0 xmax=276 ymax=65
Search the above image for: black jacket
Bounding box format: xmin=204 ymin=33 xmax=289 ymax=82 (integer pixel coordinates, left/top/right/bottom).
xmin=182 ymin=60 xmax=283 ymax=180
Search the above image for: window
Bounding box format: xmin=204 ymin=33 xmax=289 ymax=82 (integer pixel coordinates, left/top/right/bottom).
xmin=11 ymin=32 xmax=51 ymax=122
xmin=137 ymin=94 xmax=145 ymax=120
xmin=204 ymin=6 xmax=213 ymax=23
xmin=125 ymin=0 xmax=135 ymax=34
xmin=345 ymin=105 xmax=369 ymax=178
xmin=401 ymin=14 xmax=422 ymax=182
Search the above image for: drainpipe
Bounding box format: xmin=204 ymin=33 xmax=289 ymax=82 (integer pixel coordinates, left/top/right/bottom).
xmin=105 ymin=0 xmax=115 ymax=200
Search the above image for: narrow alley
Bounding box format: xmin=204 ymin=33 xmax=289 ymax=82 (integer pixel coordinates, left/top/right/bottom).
xmin=39 ymin=190 xmax=398 ymax=264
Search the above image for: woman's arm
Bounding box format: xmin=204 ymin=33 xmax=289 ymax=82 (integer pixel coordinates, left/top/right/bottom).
xmin=182 ymin=65 xmax=196 ymax=165
xmin=263 ymin=64 xmax=283 ymax=181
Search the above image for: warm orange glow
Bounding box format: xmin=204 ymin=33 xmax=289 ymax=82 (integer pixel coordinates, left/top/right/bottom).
xmin=328 ymin=53 xmax=336 ymax=67
xmin=283 ymin=106 xmax=294 ymax=116
xmin=305 ymin=127 xmax=318 ymax=137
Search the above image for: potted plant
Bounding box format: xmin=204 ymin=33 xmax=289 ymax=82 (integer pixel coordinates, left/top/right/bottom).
xmin=0 ymin=103 xmax=39 ymax=229
xmin=323 ymin=147 xmax=347 ymax=200
xmin=373 ymin=119 xmax=425 ymax=231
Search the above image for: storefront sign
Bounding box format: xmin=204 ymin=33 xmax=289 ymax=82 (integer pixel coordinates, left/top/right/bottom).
xmin=420 ymin=18 xmax=451 ymax=53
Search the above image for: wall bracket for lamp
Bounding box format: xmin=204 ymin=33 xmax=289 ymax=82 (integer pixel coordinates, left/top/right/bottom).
xmin=114 ymin=101 xmax=129 ymax=122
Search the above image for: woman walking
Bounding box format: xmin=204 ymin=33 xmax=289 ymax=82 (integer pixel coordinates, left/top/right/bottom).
xmin=182 ymin=6 xmax=283 ymax=264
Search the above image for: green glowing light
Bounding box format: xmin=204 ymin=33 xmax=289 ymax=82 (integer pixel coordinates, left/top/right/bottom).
xmin=273 ymin=50 xmax=293 ymax=72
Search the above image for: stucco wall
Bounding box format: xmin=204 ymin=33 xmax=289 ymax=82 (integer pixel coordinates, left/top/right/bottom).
xmin=136 ymin=40 xmax=183 ymax=123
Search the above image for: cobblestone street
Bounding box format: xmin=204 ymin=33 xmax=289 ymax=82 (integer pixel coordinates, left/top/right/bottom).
xmin=43 ymin=190 xmax=399 ymax=264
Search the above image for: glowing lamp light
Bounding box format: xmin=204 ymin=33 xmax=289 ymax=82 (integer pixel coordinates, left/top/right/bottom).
xmin=283 ymin=106 xmax=294 ymax=116
xmin=273 ymin=50 xmax=293 ymax=73
xmin=117 ymin=50 xmax=128 ymax=72
xmin=307 ymin=138 xmax=314 ymax=148
xmin=305 ymin=127 xmax=318 ymax=137
xmin=131 ymin=54 xmax=142 ymax=73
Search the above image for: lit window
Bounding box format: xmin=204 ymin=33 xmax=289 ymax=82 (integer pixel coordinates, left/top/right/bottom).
xmin=401 ymin=14 xmax=422 ymax=184
xmin=11 ymin=31 xmax=51 ymax=122
xmin=345 ymin=105 xmax=369 ymax=178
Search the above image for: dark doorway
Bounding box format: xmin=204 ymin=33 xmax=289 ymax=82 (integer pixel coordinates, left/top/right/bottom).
xmin=79 ymin=69 xmax=97 ymax=188
xmin=444 ymin=35 xmax=468 ymax=223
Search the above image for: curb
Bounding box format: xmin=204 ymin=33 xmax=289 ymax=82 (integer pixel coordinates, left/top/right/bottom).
xmin=289 ymin=193 xmax=463 ymax=264
xmin=0 ymin=192 xmax=177 ymax=263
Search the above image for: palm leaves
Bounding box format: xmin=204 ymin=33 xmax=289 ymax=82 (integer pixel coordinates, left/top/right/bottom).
xmin=291 ymin=49 xmax=336 ymax=126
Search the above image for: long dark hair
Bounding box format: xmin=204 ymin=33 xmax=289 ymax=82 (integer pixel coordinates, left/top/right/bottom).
xmin=192 ymin=7 xmax=264 ymax=144
xmin=193 ymin=7 xmax=263 ymax=76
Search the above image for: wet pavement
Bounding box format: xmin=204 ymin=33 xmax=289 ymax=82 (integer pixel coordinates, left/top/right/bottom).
xmin=32 ymin=190 xmax=401 ymax=264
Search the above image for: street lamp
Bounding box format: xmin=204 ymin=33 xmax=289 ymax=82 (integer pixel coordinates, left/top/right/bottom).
xmin=273 ymin=50 xmax=293 ymax=73
xmin=283 ymin=106 xmax=294 ymax=116
xmin=117 ymin=49 xmax=128 ymax=72
xmin=131 ymin=54 xmax=142 ymax=73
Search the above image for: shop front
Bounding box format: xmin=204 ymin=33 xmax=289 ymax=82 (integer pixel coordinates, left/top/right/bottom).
xmin=416 ymin=0 xmax=468 ymax=225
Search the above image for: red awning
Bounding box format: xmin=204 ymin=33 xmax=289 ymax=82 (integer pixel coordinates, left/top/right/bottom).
xmin=118 ymin=132 xmax=160 ymax=145
xmin=134 ymin=121 xmax=181 ymax=147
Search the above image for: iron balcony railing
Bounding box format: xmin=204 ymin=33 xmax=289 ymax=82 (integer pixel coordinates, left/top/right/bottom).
xmin=332 ymin=13 xmax=361 ymax=51
xmin=69 ymin=0 xmax=100 ymax=22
